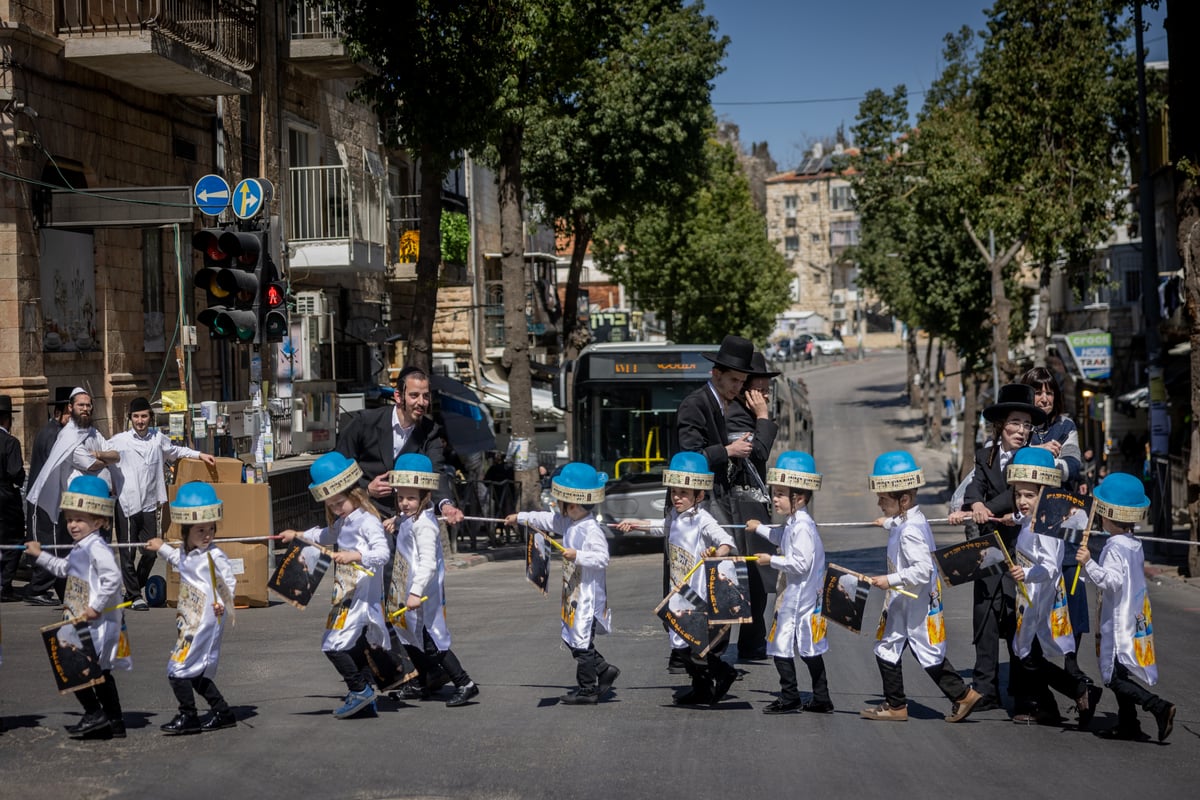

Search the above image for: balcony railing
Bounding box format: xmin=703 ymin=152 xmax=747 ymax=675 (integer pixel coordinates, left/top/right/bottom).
xmin=57 ymin=0 xmax=258 ymax=70
xmin=290 ymin=0 xmax=343 ymax=40
xmin=289 ymin=164 xmax=385 ymax=245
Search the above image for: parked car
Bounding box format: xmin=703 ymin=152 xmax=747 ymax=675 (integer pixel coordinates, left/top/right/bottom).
xmin=811 ymin=332 xmax=845 ymax=357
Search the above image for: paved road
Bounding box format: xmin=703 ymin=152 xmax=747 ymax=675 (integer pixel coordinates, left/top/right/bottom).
xmin=2 ymin=352 xmax=1196 ymax=799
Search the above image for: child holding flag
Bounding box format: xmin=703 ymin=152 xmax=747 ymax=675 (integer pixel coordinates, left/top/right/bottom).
xmin=861 ymin=451 xmax=981 ymax=724
xmin=25 ymin=475 xmax=129 ymax=739
xmin=616 ymin=452 xmax=736 ymax=706
xmin=1004 ymin=447 xmax=1100 ymax=728
xmin=388 ymin=453 xmax=479 ymax=707
xmin=146 ymin=482 xmax=237 ymax=735
xmin=1077 ymin=473 xmax=1177 ymax=742
xmin=280 ymin=453 xmax=389 ymax=719
xmin=509 ymin=462 xmax=620 ymax=705
xmin=745 ymin=451 xmax=832 ymax=715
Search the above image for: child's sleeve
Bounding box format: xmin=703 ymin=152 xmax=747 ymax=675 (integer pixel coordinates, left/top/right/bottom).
xmin=156 ymin=542 xmax=182 ymax=568
xmin=700 ymin=514 xmax=736 ymax=552
xmin=359 ymin=517 xmax=391 ymax=572
xmin=771 ymin=524 xmax=815 ymax=579
xmin=1023 ymin=536 xmax=1062 ymax=584
xmin=889 ymin=526 xmax=933 ymax=588
xmin=572 ymin=522 xmax=610 ymax=570
xmin=1083 ymin=546 xmax=1126 ymax=592
xmin=90 ymin=544 xmax=122 ymax=612
xmin=516 ymin=510 xmax=560 ymax=534
xmin=409 ymin=520 xmax=440 ymax=596
xmin=751 ymin=523 xmax=784 ymax=547
xmin=34 ymin=550 xmax=69 ymax=578
xmin=212 ymin=549 xmax=238 ymax=598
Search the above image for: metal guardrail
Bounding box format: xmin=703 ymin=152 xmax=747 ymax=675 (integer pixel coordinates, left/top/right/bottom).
xmin=57 ymin=0 xmax=258 ymax=70
xmin=289 ymin=164 xmax=386 ymax=245
xmin=289 ymin=0 xmax=342 ymax=40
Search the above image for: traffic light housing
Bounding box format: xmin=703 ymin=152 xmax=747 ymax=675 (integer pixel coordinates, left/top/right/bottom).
xmin=260 ymin=259 xmax=288 ymax=343
xmin=192 ymin=226 xmax=264 ymax=343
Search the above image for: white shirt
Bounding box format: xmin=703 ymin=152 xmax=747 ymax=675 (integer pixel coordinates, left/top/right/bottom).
xmin=109 ymin=428 xmax=201 ymax=515
xmin=391 ymin=410 xmax=415 ymax=461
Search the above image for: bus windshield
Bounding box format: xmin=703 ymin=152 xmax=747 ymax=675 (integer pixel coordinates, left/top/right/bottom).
xmin=575 ymin=379 xmax=707 ymax=484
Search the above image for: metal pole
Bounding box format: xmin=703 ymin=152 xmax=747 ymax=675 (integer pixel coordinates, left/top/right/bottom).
xmin=1134 ymin=1 xmax=1170 ymax=537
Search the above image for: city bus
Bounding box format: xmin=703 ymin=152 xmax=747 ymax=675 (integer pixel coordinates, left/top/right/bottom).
xmin=562 ymin=342 xmax=814 ymax=544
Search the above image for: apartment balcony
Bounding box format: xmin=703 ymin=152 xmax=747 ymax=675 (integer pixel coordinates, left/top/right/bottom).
xmin=57 ymin=0 xmax=255 ymax=95
xmin=287 ymin=164 xmax=386 ymax=273
xmin=288 ymin=0 xmax=370 ymax=80
xmin=387 ymin=194 xmax=471 ymax=285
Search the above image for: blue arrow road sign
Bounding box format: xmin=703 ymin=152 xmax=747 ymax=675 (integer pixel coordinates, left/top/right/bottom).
xmin=233 ymin=178 xmax=265 ymax=220
xmin=193 ymin=174 xmax=231 ymax=217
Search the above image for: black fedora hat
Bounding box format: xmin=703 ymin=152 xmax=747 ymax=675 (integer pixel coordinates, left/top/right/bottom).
xmin=746 ymin=352 xmax=781 ymax=378
xmin=0 ymin=395 xmax=15 ymax=415
xmin=983 ymin=383 xmax=1047 ymax=426
xmin=702 ymin=335 xmax=756 ymax=373
xmin=47 ymin=386 xmax=73 ymax=407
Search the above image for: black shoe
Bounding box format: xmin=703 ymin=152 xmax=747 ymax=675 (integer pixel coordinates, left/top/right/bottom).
xmin=1153 ymin=703 xmax=1176 ymax=743
xmin=597 ymin=665 xmax=620 ymax=697
xmin=763 ymin=698 xmax=803 ymax=715
xmin=160 ymin=712 xmax=202 ymax=735
xmin=445 ymin=682 xmax=479 ymax=707
xmin=426 ymin=668 xmax=450 ymax=693
xmin=969 ymin=695 xmax=1002 ymax=713
xmin=108 ymin=717 xmax=126 ymax=738
xmin=674 ymin=688 xmax=714 ymax=706
xmin=200 ymin=709 xmax=237 ymax=731
xmin=25 ymin=592 xmax=60 ymax=607
xmin=391 ymin=682 xmax=430 ymax=701
xmin=737 ymin=649 xmax=768 ymax=662
xmin=711 ymin=666 xmax=738 ymax=704
xmin=0 ymin=588 xmax=20 ymax=603
xmin=667 ymin=650 xmax=690 ymax=675
xmin=802 ymin=699 xmax=835 ymax=714
xmin=1076 ymin=685 xmax=1103 ymax=731
xmin=1097 ymin=723 xmax=1151 ymax=742
xmin=67 ymin=711 xmax=111 ymax=738
xmin=560 ymin=690 xmax=600 ymax=705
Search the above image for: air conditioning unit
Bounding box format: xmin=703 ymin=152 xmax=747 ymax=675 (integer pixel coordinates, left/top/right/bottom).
xmin=831 ymin=290 xmax=846 ymax=306
xmin=295 ymin=291 xmax=327 ymax=317
xmin=832 ymin=309 xmax=847 ymax=322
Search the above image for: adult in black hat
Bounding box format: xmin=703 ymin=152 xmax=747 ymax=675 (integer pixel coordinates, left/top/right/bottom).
xmin=949 ymin=383 xmax=1047 ymax=714
xmin=22 ymin=387 xmax=73 ymax=605
xmin=725 ymin=351 xmax=781 ymax=660
xmin=0 ymin=396 xmax=25 ymax=602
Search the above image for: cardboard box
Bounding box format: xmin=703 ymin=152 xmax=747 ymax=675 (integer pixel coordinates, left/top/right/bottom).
xmin=175 ymin=456 xmax=245 ymax=485
xmin=165 ymin=541 xmax=270 ymax=608
xmin=165 ymin=483 xmax=273 ymax=541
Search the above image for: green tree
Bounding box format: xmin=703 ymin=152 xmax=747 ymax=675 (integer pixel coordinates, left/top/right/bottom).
xmin=522 ymin=0 xmax=727 ymax=359
xmin=595 ymin=139 xmax=791 ymax=343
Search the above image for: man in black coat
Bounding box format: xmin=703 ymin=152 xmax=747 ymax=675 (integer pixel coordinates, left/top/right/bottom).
xmin=0 ymin=396 xmax=26 ymax=602
xmin=23 ymin=387 xmax=72 ymax=605
xmin=335 ymin=366 xmax=462 ymax=522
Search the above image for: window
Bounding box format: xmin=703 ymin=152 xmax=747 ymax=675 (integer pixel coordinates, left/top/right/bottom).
xmin=784 ymin=195 xmax=798 ymax=211
xmin=142 ymin=229 xmax=165 ymax=353
xmin=1123 ymin=270 xmax=1141 ymax=305
xmin=784 ymin=236 xmax=799 ymax=253
xmin=830 ymin=185 xmax=855 ymax=210
xmin=830 ymin=219 xmax=860 ymax=247
xmin=810 ymin=191 xmax=819 ymax=203
xmin=785 ymin=216 xmax=796 ymax=228
xmin=810 ymin=232 xmax=822 ymax=243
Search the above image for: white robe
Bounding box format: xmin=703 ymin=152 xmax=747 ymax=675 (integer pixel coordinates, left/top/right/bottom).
xmin=27 ymin=421 xmax=112 ymax=522
xmin=756 ymin=508 xmax=828 ymax=659
xmin=299 ymin=508 xmax=389 ymax=652
xmin=1012 ymin=518 xmax=1075 ymax=659
xmin=36 ymin=530 xmax=130 ymax=671
xmin=665 ymin=506 xmax=735 ymax=650
xmin=157 ymin=542 xmax=236 ymax=679
xmin=392 ymin=508 xmax=452 ymax=651
xmin=873 ymin=507 xmax=946 ymax=668
xmin=1083 ymin=534 xmax=1158 ymax=685
xmin=519 ymin=511 xmax=611 ymax=649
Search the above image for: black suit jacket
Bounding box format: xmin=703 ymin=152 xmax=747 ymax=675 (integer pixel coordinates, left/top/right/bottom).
xmin=676 ymin=384 xmax=731 ymax=497
xmin=961 ymin=444 xmax=1019 ymax=549
xmin=0 ymin=428 xmax=25 ymax=539
xmin=335 ymin=406 xmax=450 ymax=515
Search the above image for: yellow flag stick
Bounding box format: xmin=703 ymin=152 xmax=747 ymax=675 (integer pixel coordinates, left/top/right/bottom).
xmin=831 ymin=563 xmax=919 ymax=599
xmin=298 ymin=538 xmax=375 ymax=577
xmin=521 ymin=526 xmax=567 ymax=552
xmin=1070 ymin=505 xmax=1101 ymax=595
xmin=41 ymin=600 xmax=134 ymax=631
xmin=388 ymin=595 xmax=429 ymax=621
xmin=995 ymin=536 xmax=1032 ymax=604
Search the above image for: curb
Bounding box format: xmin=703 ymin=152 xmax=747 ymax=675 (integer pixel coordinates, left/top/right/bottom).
xmin=446 ymin=545 xmax=526 ymax=570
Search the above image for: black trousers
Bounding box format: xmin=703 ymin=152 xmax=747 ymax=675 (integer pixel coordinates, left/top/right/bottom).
xmin=169 ymin=675 xmax=229 ymax=715
xmin=416 ymin=626 xmax=471 ymax=688
xmin=774 ymin=655 xmax=830 ymax=704
xmin=681 ymin=631 xmax=735 ymax=696
xmin=326 ymin=631 xmax=373 ymax=693
xmin=1015 ymin=639 xmax=1090 ymax=712
xmin=971 ymin=572 xmax=1018 ymax=700
xmin=1108 ymin=662 xmax=1170 ymax=729
xmin=25 ymin=504 xmax=69 ymax=598
xmin=568 ymin=622 xmax=612 ymax=691
xmin=733 ymin=497 xmax=773 ymax=657
xmin=876 ymin=651 xmax=967 ymax=709
xmin=114 ymin=508 xmax=158 ymax=598
xmin=75 ymin=670 xmax=123 ymax=720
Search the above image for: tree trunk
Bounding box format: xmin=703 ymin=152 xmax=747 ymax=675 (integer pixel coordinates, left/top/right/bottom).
xmin=963 ymin=217 xmax=1023 ymax=383
xmin=922 ymin=334 xmax=934 ymax=420
xmin=1032 ymin=262 xmax=1052 ymax=364
xmin=561 ymin=211 xmax=594 ymax=458
xmin=931 ymin=339 xmax=945 ymax=449
xmin=960 ymin=369 xmax=979 ymax=481
xmin=906 ymin=329 xmax=920 ymax=409
xmin=407 ymin=147 xmax=445 ymax=373
xmin=497 ymin=123 xmax=540 ymax=511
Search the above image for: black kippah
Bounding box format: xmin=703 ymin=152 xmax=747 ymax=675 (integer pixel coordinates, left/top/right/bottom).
xmin=129 ymin=397 xmax=152 ymax=413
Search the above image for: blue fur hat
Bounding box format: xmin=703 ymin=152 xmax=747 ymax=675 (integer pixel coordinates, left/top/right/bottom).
xmin=308 ymin=452 xmax=363 ymax=502
xmin=868 ymin=450 xmax=925 ymax=492
xmin=551 ymin=462 xmax=607 ymax=505
xmin=171 ymin=481 xmax=223 ymax=524
xmin=1006 ymin=447 xmax=1062 ymax=488
xmin=663 ymin=452 xmax=713 ymax=491
xmin=766 ymin=450 xmax=821 ymax=491
xmin=1093 ymin=472 xmax=1150 ymax=523
xmin=390 ymin=452 xmax=440 ymax=490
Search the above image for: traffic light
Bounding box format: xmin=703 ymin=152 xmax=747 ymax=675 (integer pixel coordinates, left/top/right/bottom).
xmin=260 ymin=258 xmax=288 ymax=343
xmin=192 ymin=226 xmax=261 ymax=343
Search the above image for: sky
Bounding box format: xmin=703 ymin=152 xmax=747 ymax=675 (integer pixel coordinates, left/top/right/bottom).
xmin=704 ymin=0 xmax=1171 ymax=170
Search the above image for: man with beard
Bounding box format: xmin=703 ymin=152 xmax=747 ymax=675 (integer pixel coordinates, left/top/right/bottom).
xmin=109 ymin=397 xmax=215 ymax=609
xmin=25 ymin=388 xmax=120 ymax=604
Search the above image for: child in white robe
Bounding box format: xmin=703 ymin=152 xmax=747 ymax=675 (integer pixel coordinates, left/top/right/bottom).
xmin=1077 ymin=472 xmax=1176 ymax=742
xmin=147 ymin=481 xmax=237 ymax=734
xmin=746 ymin=450 xmax=832 ymax=714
